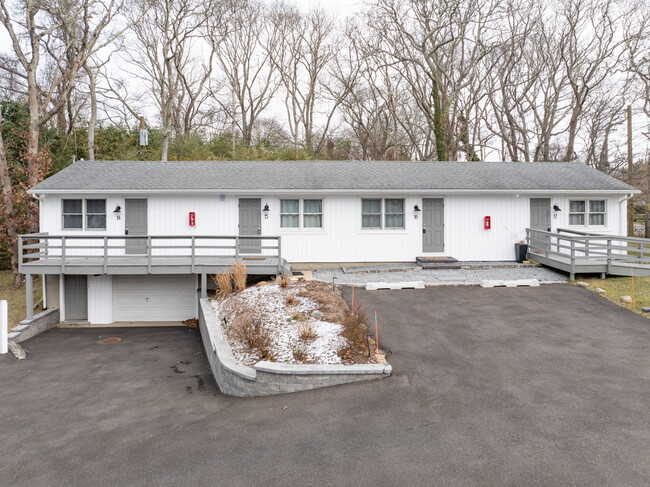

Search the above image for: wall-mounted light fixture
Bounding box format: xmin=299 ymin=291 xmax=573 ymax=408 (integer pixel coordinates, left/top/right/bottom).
xmin=263 ymin=203 xmax=270 ymax=219
xmin=114 ymin=205 xmax=122 ymax=220
xmin=413 ymin=204 xmax=421 ymax=219
xmin=553 ymin=204 xmax=562 ymax=212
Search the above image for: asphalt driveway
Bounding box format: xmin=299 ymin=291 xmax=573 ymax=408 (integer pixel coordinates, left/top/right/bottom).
xmin=1 ymin=285 xmax=649 ymax=486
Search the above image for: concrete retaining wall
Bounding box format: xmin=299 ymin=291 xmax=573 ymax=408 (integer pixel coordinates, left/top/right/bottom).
xmin=14 ymin=308 xmax=60 ymax=343
xmin=198 ymin=299 xmax=391 ymax=397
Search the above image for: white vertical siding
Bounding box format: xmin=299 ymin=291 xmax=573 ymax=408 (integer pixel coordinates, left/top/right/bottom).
xmin=38 ymin=191 xmax=628 ymax=263
xmin=88 ymin=275 xmax=112 ymax=324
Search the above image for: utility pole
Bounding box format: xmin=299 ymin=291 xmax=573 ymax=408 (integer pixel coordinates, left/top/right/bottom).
xmin=628 ymin=105 xmax=634 ymax=237
xmin=139 ymin=116 xmax=147 ymax=161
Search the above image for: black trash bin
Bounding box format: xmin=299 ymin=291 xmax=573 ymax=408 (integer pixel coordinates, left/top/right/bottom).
xmin=514 ymin=243 xmax=528 ymax=263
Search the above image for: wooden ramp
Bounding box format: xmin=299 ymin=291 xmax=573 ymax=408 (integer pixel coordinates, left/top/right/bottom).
xmin=526 ymin=228 xmax=650 ymax=280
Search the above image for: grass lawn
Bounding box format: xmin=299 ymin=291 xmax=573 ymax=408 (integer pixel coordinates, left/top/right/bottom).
xmin=0 ymin=270 xmax=43 ymax=331
xmin=577 ymin=275 xmax=650 ymax=316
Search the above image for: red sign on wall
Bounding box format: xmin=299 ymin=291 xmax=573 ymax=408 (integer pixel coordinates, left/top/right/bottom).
xmin=189 ymin=212 xmax=196 ymax=227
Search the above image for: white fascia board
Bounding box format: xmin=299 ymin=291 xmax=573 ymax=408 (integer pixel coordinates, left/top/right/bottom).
xmin=28 ymin=188 xmax=640 ymax=196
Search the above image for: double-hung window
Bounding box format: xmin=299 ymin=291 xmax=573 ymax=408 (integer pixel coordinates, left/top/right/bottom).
xmin=86 ymin=199 xmax=106 ymax=229
xmin=303 ymin=199 xmax=322 ymax=228
xmin=62 ymin=198 xmax=107 ymax=230
xmin=280 ymin=199 xmax=323 ymax=229
xmin=569 ymin=199 xmax=606 ymax=227
xmin=362 ymin=198 xmax=405 ymax=229
xmin=63 ymin=199 xmax=83 ymax=229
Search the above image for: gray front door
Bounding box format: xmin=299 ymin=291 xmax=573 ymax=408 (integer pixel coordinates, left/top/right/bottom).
xmin=239 ymin=198 xmax=261 ymax=254
xmin=125 ymin=199 xmax=147 ymax=254
xmin=530 ymin=198 xmax=551 ymax=251
xmin=422 ymin=198 xmax=444 ymax=252
xmin=65 ymin=275 xmax=87 ymax=321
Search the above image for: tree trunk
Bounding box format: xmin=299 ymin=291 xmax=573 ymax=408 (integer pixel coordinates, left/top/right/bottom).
xmin=0 ymin=128 xmax=22 ymax=287
xmin=85 ymin=64 xmax=97 ymax=161
xmin=432 ymin=83 xmax=447 ymax=161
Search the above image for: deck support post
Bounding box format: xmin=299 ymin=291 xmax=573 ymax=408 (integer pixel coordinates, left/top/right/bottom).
xmin=569 ymin=272 xmax=575 ymax=281
xmin=600 ymin=273 xmax=606 ymax=279
xmin=200 ymin=273 xmax=207 ymax=299
xmin=25 ymin=273 xmax=34 ymax=320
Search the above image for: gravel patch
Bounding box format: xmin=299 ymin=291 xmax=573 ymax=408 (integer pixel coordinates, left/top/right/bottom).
xmin=314 ymin=264 xmax=568 ymax=286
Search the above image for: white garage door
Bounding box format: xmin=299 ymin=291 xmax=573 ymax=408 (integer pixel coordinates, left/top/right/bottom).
xmin=113 ymin=275 xmax=197 ymax=322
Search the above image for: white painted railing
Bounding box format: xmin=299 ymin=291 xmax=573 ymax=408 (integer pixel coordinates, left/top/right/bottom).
xmin=19 ymin=233 xmax=283 ymax=274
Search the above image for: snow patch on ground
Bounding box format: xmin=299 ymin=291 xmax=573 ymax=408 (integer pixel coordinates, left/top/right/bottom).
xmin=211 ymin=283 xmax=349 ymax=366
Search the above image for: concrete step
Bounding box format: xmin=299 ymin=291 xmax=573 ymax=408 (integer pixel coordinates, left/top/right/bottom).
xmin=12 ymin=324 xmax=29 ymax=332
xmin=416 ymin=256 xmax=458 ymax=265
xmin=421 ymin=263 xmax=462 ymax=270
xmin=8 ymin=331 xmax=21 ymax=340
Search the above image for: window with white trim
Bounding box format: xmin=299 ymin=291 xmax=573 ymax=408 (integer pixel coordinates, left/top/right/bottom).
xmin=361 ymin=198 xmax=405 ymax=229
xmin=385 ymin=199 xmax=405 ymax=229
xmin=63 ymin=198 xmax=107 ymax=230
xmin=280 ymin=199 xmax=299 ymax=228
xmin=63 ymin=199 xmax=83 ymax=229
xmin=86 ymin=199 xmax=106 ymax=229
xmin=303 ymin=199 xmax=322 ymax=228
xmin=569 ymin=199 xmax=606 ymax=226
xmin=280 ymin=199 xmax=323 ymax=229
xmin=362 ymin=199 xmax=382 ymax=228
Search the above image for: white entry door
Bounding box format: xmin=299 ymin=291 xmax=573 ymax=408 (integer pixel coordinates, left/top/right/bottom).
xmin=113 ymin=275 xmax=196 ymax=322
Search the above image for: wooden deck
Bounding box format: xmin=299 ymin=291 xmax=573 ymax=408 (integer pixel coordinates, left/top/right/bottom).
xmin=19 ymin=234 xmax=290 ymax=276
xmin=526 ymin=228 xmax=650 ymax=279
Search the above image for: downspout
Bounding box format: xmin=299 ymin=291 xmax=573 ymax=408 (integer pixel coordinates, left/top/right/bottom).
xmin=619 ymin=193 xmax=634 ymax=236
xmin=33 ymin=193 xmax=46 ymax=309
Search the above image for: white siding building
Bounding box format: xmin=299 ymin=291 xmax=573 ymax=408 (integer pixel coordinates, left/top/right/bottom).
xmin=21 ymin=160 xmax=636 ymax=324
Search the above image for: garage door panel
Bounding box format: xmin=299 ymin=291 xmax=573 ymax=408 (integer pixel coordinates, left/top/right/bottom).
xmin=113 ymin=275 xmax=196 ymax=322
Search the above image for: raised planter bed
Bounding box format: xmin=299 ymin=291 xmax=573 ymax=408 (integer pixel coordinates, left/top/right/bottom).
xmin=198 ymin=299 xmax=391 ymax=397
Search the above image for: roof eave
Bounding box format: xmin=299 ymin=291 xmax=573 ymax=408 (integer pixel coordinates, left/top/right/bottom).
xmin=29 ymin=188 xmax=640 ymax=195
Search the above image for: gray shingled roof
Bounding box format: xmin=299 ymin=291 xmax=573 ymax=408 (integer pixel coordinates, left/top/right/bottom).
xmin=29 ymin=160 xmax=636 ymax=193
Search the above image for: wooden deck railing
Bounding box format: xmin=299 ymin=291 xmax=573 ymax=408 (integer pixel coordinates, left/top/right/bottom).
xmin=18 ymin=233 xmax=283 ymax=274
xmin=526 ymin=228 xmax=650 ymax=277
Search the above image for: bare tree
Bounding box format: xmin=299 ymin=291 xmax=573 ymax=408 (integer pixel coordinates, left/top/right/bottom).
xmin=121 ymin=0 xmax=211 ymax=161
xmin=364 ymin=0 xmax=500 ymax=161
xmin=210 ymin=0 xmax=279 ymax=148
xmin=270 ymin=4 xmax=346 ymax=157
xmin=0 ymin=0 xmax=125 ymax=182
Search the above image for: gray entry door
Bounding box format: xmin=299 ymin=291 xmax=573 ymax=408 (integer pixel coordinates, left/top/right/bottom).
xmin=239 ymin=198 xmax=261 ymax=254
xmin=125 ymin=199 xmax=147 ymax=254
xmin=65 ymin=275 xmax=87 ymax=321
xmin=530 ymin=198 xmax=551 ymax=251
xmin=422 ymin=198 xmax=444 ymax=252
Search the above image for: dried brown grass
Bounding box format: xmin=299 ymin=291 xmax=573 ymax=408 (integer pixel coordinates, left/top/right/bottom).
xmin=213 ymin=269 xmax=232 ymax=299
xmin=230 ymin=310 xmax=274 ymax=361
xmin=274 ymin=274 xmax=290 ymax=289
xmin=338 ymin=309 xmax=370 ymax=363
xmin=285 ymin=293 xmax=298 ymax=306
xmin=232 ymin=261 xmax=247 ymax=292
xmin=297 ymin=321 xmax=318 ymax=341
xmin=292 ymin=342 xmax=309 ymax=362
xmin=299 ymin=281 xmax=348 ymax=323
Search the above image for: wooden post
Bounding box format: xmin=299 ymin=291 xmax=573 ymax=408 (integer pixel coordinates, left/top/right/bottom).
xmin=1 ymin=300 xmax=7 ymax=354
xmin=201 ymin=273 xmax=207 ymax=299
xmin=25 ymin=274 xmax=33 ymax=320
xmin=103 ymin=236 xmax=108 ymax=274
xmin=627 ymin=105 xmax=634 ymax=237
xmin=191 ymin=236 xmax=196 ymax=274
